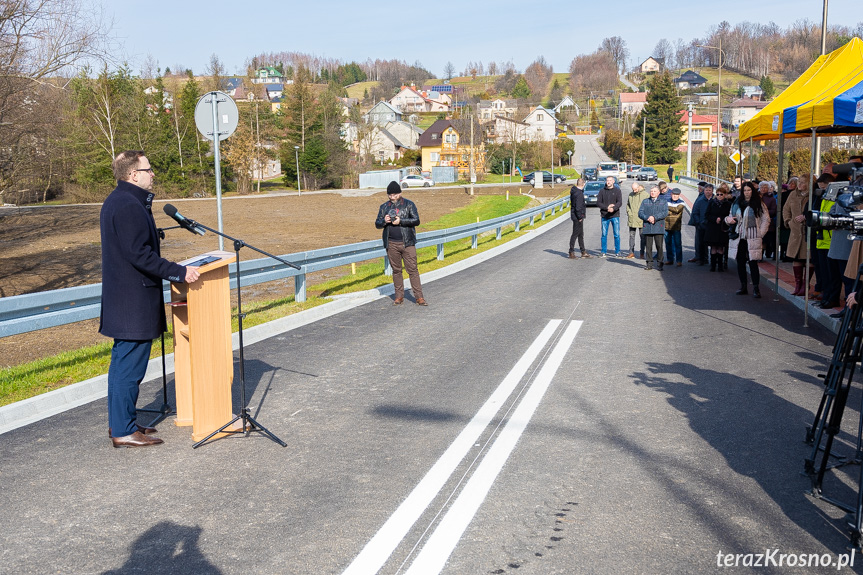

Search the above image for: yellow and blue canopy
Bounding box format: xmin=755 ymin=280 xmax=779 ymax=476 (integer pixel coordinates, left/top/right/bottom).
xmin=740 ymin=37 xmax=863 ymax=141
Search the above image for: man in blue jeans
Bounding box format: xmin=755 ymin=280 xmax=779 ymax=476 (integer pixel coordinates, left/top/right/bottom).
xmin=596 ymin=176 xmax=622 ymax=257
xmin=664 ymin=188 xmax=686 ymax=266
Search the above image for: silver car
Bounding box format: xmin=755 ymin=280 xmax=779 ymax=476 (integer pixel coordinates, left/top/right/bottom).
xmin=400 ymin=174 xmax=434 ymax=188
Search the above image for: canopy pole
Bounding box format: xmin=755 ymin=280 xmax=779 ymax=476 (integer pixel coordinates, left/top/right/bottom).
xmin=774 ymin=133 xmax=785 ymax=302
xmin=804 ymin=127 xmax=818 ymax=327
xmin=749 ymin=137 xmax=754 ymax=177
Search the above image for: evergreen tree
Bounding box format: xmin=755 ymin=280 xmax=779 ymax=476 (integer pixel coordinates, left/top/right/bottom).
xmin=633 ymin=71 xmax=682 ymax=164
xmin=759 ymin=76 xmax=775 ymax=100
xmin=512 ymin=76 xmax=531 ymax=99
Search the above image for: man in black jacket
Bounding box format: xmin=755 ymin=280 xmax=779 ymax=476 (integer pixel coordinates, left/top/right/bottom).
xmin=596 ymin=176 xmax=623 ymax=257
xmin=375 ymin=181 xmax=426 ymax=305
xmin=100 ymin=151 xmax=200 ymax=448
xmin=569 ymin=178 xmax=591 ymax=259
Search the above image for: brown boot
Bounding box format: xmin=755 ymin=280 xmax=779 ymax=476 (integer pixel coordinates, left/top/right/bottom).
xmin=568 ymin=250 xmax=576 ymax=259
xmin=581 ymin=251 xmax=592 ymax=259
xmin=791 ymin=266 xmax=805 ymax=296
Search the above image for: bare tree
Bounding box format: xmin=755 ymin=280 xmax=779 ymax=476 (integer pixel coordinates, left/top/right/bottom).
xmin=524 ymin=56 xmax=553 ymax=98
xmin=444 ymin=61 xmax=455 ymax=80
xmin=0 ymin=0 xmax=109 ymax=202
xmin=653 ymin=39 xmax=673 ymax=68
xmin=599 ymin=36 xmax=630 ymax=75
xmin=568 ymin=51 xmax=618 ymax=95
xmin=205 ymin=53 xmax=225 ymax=92
xmin=487 ymin=61 xmax=498 ymax=76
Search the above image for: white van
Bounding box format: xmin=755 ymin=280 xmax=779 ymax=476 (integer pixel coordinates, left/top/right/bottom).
xmin=597 ymin=162 xmax=619 ymax=179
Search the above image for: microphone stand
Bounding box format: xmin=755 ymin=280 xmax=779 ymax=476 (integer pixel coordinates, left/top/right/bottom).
xmin=185 ymin=218 xmax=300 ymax=449
xmin=138 ymin=225 xmax=183 ymax=428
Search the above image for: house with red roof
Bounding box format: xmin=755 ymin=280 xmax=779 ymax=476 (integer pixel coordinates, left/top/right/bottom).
xmin=678 ymin=111 xmax=719 ymax=152
xmin=390 ymin=84 xmax=451 ymax=113
xmin=619 ymin=92 xmax=647 ymax=117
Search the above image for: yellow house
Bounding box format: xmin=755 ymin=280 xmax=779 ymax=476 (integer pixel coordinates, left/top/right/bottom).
xmin=418 ymin=119 xmax=485 ymax=178
xmin=677 ymin=111 xmax=718 ymax=152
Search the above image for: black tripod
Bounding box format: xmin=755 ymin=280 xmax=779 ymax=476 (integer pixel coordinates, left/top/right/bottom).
xmin=180 ymin=220 xmax=299 ymax=449
xmin=137 ymin=225 xmax=183 ymax=427
xmin=804 ymin=264 xmax=863 ymax=546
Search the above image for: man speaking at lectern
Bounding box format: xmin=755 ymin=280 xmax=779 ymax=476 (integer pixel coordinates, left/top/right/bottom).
xmin=100 ymin=151 xmax=200 ymax=448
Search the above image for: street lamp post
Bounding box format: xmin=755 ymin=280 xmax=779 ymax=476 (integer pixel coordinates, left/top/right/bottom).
xmin=697 ymin=40 xmax=724 ymax=182
xmin=294 ymin=145 xmax=301 ymax=196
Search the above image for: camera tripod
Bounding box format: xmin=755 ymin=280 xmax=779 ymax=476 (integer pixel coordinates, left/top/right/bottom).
xmin=804 ymin=264 xmax=863 ymax=547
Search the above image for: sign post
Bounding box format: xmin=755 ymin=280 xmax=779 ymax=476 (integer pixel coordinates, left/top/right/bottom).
xmin=195 ymin=92 xmax=239 ymax=250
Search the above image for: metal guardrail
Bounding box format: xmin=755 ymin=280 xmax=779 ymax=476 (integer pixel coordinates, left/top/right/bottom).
xmin=678 ymin=173 xmax=733 ymax=188
xmin=0 ymin=196 xmax=569 ymax=338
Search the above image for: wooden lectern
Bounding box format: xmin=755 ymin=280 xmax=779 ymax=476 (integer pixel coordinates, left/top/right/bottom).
xmin=170 ymin=250 xmax=236 ymax=441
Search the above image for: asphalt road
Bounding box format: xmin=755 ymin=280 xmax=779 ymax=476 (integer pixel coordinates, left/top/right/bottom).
xmin=2 ymin=174 xmax=861 ymax=573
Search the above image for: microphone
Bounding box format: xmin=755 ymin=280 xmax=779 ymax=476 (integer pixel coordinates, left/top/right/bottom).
xmin=164 ymin=204 xmax=205 ymax=236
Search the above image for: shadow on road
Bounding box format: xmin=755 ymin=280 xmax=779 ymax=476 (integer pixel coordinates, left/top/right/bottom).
xmin=102 ymin=521 xmax=222 ymax=574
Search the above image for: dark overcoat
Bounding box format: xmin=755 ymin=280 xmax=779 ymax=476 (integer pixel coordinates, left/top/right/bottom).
xmin=99 ymin=180 xmax=186 ymax=340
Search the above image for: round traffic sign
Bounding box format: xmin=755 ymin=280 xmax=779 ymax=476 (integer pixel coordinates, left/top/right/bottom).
xmin=194 ymin=91 xmax=239 ymax=141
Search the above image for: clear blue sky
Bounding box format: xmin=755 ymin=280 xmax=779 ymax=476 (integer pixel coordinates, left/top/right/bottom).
xmin=104 ymin=0 xmax=858 ymax=78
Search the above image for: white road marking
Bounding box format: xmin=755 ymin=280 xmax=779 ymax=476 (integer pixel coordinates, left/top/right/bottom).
xmin=404 ymin=320 xmax=583 ymax=575
xmin=342 ymin=320 xmax=563 ymax=575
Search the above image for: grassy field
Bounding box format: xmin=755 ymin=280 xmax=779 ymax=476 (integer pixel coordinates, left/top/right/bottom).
xmin=345 ymin=81 xmax=378 ymax=99
xmin=0 ymin=193 xmax=567 ymax=407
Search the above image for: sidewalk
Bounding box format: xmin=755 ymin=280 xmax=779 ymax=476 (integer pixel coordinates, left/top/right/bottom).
xmin=673 ymin=181 xmax=841 ymax=333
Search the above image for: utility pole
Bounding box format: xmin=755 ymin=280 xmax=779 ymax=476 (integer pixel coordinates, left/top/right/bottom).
xmin=716 ymin=36 xmax=722 ymax=181
xmin=255 ymin=100 xmax=261 ymax=194
xmin=641 ymin=116 xmax=646 ymax=166
xmin=686 ymin=104 xmax=693 ymax=177
xmin=814 ymin=0 xmax=829 ymax=175
xmin=470 ymin=115 xmax=475 ymax=195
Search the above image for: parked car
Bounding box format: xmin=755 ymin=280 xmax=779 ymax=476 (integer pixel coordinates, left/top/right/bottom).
xmin=400 ymin=174 xmax=434 ymax=188
xmin=522 ymin=171 xmax=566 ymax=185
xmin=582 ymin=167 xmax=597 ymax=181
xmin=583 ymin=181 xmax=603 ymax=206
xmin=626 ymin=165 xmax=642 ymax=178
xmin=636 ymin=167 xmax=658 ymax=181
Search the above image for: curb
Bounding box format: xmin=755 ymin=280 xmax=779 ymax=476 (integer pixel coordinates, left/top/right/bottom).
xmin=0 ymin=213 xmax=568 ymax=435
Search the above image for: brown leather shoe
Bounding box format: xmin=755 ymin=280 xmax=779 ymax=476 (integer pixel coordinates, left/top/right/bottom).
xmin=416 ymin=298 xmax=428 ymax=306
xmin=568 ymin=250 xmax=576 ymax=259
xmin=581 ymin=252 xmax=592 ymax=259
xmin=625 ymin=252 xmax=635 ymax=259
xmin=111 ymin=431 xmax=164 ymax=448
xmin=108 ymin=424 xmax=158 ymax=437
xmin=393 ymin=297 xmax=404 ymax=305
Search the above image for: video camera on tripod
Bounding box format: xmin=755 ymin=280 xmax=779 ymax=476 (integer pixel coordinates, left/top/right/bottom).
xmin=806 ymin=162 xmax=863 ymax=239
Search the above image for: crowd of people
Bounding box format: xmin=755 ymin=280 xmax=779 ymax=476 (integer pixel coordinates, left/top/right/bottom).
xmin=569 ymin=159 xmax=863 ymax=309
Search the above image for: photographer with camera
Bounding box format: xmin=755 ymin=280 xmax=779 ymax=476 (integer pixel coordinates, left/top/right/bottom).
xmin=375 ymin=181 xmax=426 ymax=306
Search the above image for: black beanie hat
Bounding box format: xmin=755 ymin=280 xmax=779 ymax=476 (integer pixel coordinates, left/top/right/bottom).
xmin=387 ymin=181 xmax=401 ymax=195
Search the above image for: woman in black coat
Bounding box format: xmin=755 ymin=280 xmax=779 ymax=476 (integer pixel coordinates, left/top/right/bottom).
xmin=704 ymin=184 xmax=732 ymax=271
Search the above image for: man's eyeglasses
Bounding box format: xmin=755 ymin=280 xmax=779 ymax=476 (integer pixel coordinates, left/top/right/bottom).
xmin=135 ymin=168 xmax=154 ymax=174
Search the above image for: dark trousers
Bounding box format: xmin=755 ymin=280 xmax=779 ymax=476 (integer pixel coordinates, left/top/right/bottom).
xmin=814 ymin=248 xmax=830 ymax=293
xmin=569 ymin=219 xmax=585 ymax=253
xmin=388 ymin=241 xmax=424 ymax=300
xmin=107 ymin=339 xmax=153 ymax=437
xmin=664 ymin=230 xmax=682 ymax=263
xmin=823 ymin=257 xmax=846 ymax=305
xmin=644 ymin=234 xmax=663 ymax=268
xmin=763 ymin=226 xmax=776 ymax=258
xmin=628 ymin=227 xmax=646 ymax=255
xmin=695 ymin=226 xmax=708 ymax=263
xmin=736 ymin=240 xmax=761 ymax=287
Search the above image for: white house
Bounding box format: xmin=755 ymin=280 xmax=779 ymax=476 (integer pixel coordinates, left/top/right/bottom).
xmin=722 ymin=98 xmax=768 ymax=129
xmin=365 ymin=101 xmax=403 ymax=126
xmin=488 ymin=115 xmax=529 ymax=144
xmin=478 ymin=98 xmax=518 ymax=122
xmin=390 ymin=85 xmax=451 ymax=113
xmin=522 ymin=105 xmax=557 ymax=141
xmin=618 ymin=92 xmax=647 ymax=117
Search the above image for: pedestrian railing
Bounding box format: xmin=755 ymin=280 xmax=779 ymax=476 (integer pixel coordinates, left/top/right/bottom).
xmin=679 ymin=173 xmax=733 ymax=188
xmin=0 ymin=195 xmax=569 ymax=338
